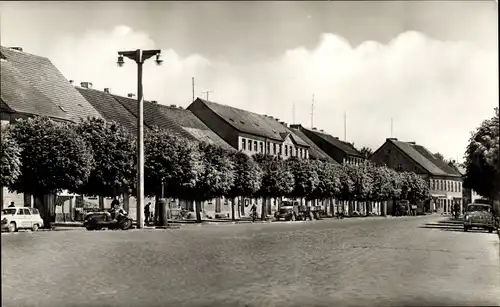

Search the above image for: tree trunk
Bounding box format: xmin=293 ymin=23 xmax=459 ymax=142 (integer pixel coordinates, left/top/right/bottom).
xmin=330 ymin=198 xmax=335 ymax=217
xmin=35 ymin=193 xmax=56 ymax=229
xmin=123 ymin=190 xmax=130 ymax=213
xmin=261 ymin=197 xmax=266 ymax=220
xmin=231 ymin=197 xmax=236 ymax=221
xmin=98 ymin=196 xmax=104 ymax=209
xmin=155 ymin=192 xmax=161 ymax=225
xmin=23 ymin=193 xmax=33 ymax=207
xmin=195 ymin=200 xmax=202 ymax=223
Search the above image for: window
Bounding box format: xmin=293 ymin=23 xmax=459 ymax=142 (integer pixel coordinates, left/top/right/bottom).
xmin=266 ymin=142 xmax=270 ymax=154
xmin=431 ymin=179 xmax=435 ymax=190
xmin=241 ymin=138 xmax=246 ymax=150
xmin=305 ymin=150 xmax=308 ymax=159
xmin=459 ymin=183 xmax=462 ymax=193
xmin=16 ymin=209 xmax=23 ymax=215
xmin=253 ymin=141 xmax=258 ymax=152
xmin=260 ymin=142 xmax=263 ymax=153
xmin=23 ymin=209 xmax=31 ymax=215
xmin=285 ymin=145 xmax=288 ymax=156
xmin=299 ymin=148 xmax=303 ymax=158
xmin=279 ymin=144 xmax=282 ymax=155
xmin=397 ymin=164 xmax=403 ymax=171
xmin=247 ymin=140 xmax=252 ymax=151
xmin=273 ymin=143 xmax=276 ymax=155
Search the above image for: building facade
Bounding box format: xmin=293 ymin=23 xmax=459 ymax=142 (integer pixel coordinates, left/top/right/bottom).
xmin=370 ymin=138 xmax=463 ymax=213
xmin=188 ymin=98 xmax=311 ymax=159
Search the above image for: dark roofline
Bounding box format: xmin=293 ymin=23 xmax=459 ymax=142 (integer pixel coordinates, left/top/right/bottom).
xmin=193 ymin=98 xmax=283 ymax=142
xmin=295 ymin=124 xmax=362 ymax=157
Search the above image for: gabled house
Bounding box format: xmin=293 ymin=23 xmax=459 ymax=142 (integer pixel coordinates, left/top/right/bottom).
xmin=188 ymin=98 xmax=310 ymax=159
xmin=289 ymin=124 xmax=363 ymax=165
xmin=0 ymin=46 xmax=102 ymax=209
xmin=0 ymin=46 xmax=101 ymax=123
xmin=370 ymin=138 xmax=463 ymax=213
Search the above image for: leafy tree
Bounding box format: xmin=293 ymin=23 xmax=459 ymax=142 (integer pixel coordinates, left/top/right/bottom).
xmin=464 ymin=107 xmax=500 ymax=200
xmin=75 ymin=118 xmax=136 ymax=197
xmin=226 ymin=151 xmax=262 ymax=221
xmin=253 ymin=154 xmax=294 ymax=220
xmin=370 ymin=165 xmax=395 ymax=203
xmin=310 ymin=160 xmax=341 ymax=215
xmin=193 ymin=143 xmax=235 ymax=222
xmin=359 ymin=146 xmax=374 ymax=159
xmin=400 ymin=171 xmax=429 ymax=202
xmin=144 ymin=127 xmax=202 ymax=218
xmin=9 ymin=117 xmax=93 ymax=227
xmin=0 ymin=125 xmax=21 ymax=188
xmin=345 ymin=163 xmax=374 ymax=215
xmin=286 ymin=157 xmax=319 ymax=201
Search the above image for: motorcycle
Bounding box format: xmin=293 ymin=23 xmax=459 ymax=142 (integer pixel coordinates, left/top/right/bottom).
xmin=84 ymin=210 xmax=133 ymax=231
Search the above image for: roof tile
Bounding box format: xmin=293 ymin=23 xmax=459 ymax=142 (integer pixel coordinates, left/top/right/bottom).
xmin=288 ymin=127 xmax=339 ymax=164
xmin=0 ymin=46 xmax=102 ymax=122
xmin=390 ymin=140 xmax=448 ymax=176
xmin=300 ymin=126 xmax=362 ymax=157
xmin=412 ymin=145 xmax=462 ymax=177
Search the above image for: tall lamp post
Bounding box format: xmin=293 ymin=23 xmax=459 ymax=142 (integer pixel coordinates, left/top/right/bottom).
xmin=117 ymin=49 xmax=162 ymax=229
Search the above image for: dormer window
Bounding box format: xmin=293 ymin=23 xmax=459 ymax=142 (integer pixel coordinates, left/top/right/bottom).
xmin=253 ymin=122 xmax=260 ymax=127
xmin=240 ymin=120 xmax=245 ymax=124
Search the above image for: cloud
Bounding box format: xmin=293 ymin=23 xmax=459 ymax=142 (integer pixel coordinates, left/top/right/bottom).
xmin=48 ymin=26 xmax=498 ymax=162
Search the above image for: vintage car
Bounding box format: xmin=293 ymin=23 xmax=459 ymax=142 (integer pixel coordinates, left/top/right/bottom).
xmin=83 ymin=209 xmax=133 ymax=231
xmin=274 ymin=200 xmax=299 ymax=221
xmin=1 ymin=207 xmax=44 ymax=232
xmin=463 ymin=203 xmax=496 ymax=233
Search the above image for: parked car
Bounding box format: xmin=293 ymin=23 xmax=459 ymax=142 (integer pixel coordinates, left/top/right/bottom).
xmin=463 ymin=203 xmax=496 ymax=233
xmin=1 ymin=207 xmax=44 ymax=232
xmin=275 ymin=200 xmax=299 ymax=221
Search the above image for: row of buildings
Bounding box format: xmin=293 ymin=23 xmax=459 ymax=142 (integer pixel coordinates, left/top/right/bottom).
xmin=1 ymin=46 xmax=470 ymax=216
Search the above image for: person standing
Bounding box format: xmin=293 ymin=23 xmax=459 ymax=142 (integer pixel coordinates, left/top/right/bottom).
xmin=145 ymin=202 xmax=152 ymax=225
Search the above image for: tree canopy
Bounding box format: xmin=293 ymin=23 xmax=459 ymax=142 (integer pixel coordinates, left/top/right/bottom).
xmin=75 ymin=118 xmax=136 ymax=197
xmin=144 ymin=127 xmax=202 ymax=198
xmin=253 ymin=153 xmax=294 ymax=199
xmin=0 ymin=125 xmax=21 ymax=188
xmin=226 ymin=151 xmax=262 ymax=199
xmin=286 ymin=156 xmax=319 ymax=200
xmin=9 ymin=117 xmax=93 ymax=195
xmin=310 ymin=159 xmax=341 ymax=200
xmin=464 ymin=107 xmax=499 ymax=199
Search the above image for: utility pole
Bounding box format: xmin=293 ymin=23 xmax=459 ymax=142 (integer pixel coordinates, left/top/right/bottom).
xmin=311 ymin=94 xmax=315 ymax=128
xmin=344 ymin=111 xmax=347 ymax=141
xmin=192 ymin=77 xmax=195 ymax=102
xmin=117 ymin=48 xmax=162 ymax=229
xmin=202 ymin=90 xmax=213 ymax=101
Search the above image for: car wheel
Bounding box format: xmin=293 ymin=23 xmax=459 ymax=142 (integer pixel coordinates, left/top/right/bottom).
xmin=32 ymin=224 xmax=39 ymax=232
xmin=121 ymin=219 xmax=132 ymax=230
xmin=7 ymin=222 xmax=16 ymax=233
xmin=488 ymin=228 xmax=493 ymax=233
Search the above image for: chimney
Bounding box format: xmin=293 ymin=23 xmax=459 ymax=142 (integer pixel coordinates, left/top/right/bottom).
xmin=69 ymin=80 xmax=74 ymax=85
xmin=275 ymin=118 xmax=280 ymax=122
xmin=150 ymin=100 xmax=158 ymax=104
xmin=312 ymin=127 xmax=317 ymax=130
xmin=170 ymin=104 xmax=177 ymax=108
xmin=127 ymin=93 xmax=136 ymax=98
xmin=320 ymin=129 xmax=324 ymax=132
xmin=334 ymin=137 xmax=339 ymax=140
xmin=387 ymin=138 xmax=398 ymax=141
xmin=103 ymin=88 xmax=110 ymax=94
xmin=80 ymin=82 xmax=92 ymax=89
xmin=279 ymin=121 xmax=287 ymax=127
xmin=9 ymin=47 xmax=23 ymax=52
xmin=408 ymin=141 xmax=416 ymax=145
xmin=178 ymin=106 xmax=184 ymax=109
xmin=289 ymin=124 xmax=301 ymax=129
xmin=269 ymin=116 xmax=274 ymax=119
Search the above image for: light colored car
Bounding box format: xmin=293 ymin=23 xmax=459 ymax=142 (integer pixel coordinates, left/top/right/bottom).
xmin=1 ymin=207 xmax=44 ymax=232
xmin=463 ymin=203 xmax=495 ymax=233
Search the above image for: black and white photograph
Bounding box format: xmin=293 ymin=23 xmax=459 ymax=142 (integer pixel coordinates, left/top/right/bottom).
xmin=1 ymin=1 xmax=499 ymax=306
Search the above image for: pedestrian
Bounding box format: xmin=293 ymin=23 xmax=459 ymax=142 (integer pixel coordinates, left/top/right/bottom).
xmin=145 ymin=202 xmax=151 ymax=225
xmin=250 ymin=203 xmax=257 ymax=222
xmin=8 ymin=201 xmax=15 ymax=207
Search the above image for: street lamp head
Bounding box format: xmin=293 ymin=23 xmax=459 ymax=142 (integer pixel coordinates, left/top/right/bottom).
xmin=117 ymin=54 xmax=125 ymax=67
xmin=155 ymin=53 xmax=163 ymax=66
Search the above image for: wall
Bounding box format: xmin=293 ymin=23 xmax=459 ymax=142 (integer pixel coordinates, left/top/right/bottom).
xmin=238 ymin=135 xmax=309 ymax=159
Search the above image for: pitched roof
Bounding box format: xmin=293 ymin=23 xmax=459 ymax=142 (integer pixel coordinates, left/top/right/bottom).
xmin=457 ymin=166 xmax=466 ymax=176
xmin=76 ymin=87 xmax=138 ymax=133
xmin=114 ymin=96 xmax=233 ymax=150
xmin=155 ymin=104 xmax=234 ymax=150
xmin=1 ymin=60 xmax=68 ymax=120
xmin=0 ymin=46 xmax=102 ymax=122
xmin=288 ymin=127 xmax=339 ymax=164
xmin=412 ymin=145 xmax=462 ymax=177
xmin=193 ymin=99 xmax=309 ymax=147
xmin=388 ymin=139 xmax=448 ymax=176
xmin=300 ymin=126 xmax=362 ymax=157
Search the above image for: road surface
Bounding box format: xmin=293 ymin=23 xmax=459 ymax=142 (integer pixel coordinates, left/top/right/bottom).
xmin=2 ymin=215 xmax=499 ymax=307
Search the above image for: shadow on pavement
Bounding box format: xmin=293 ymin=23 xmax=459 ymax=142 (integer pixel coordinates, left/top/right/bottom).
xmin=419 ymin=219 xmax=496 ymax=234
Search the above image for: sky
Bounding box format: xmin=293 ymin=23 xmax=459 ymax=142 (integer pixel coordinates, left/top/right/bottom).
xmin=0 ymin=1 xmax=498 ymax=162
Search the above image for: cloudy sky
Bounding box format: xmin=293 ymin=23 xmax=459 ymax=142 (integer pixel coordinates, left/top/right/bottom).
xmin=1 ymin=1 xmax=498 ymax=162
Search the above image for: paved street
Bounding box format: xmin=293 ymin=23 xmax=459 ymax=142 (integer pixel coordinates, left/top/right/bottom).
xmin=2 ymin=215 xmax=499 ymax=307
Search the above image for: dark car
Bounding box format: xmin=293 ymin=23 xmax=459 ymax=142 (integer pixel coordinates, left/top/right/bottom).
xmin=463 ymin=203 xmax=495 ymax=233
